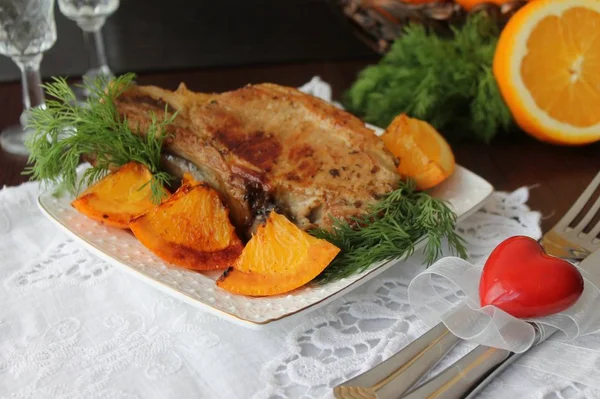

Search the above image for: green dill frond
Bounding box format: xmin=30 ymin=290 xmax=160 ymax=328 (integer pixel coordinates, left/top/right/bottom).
xmin=343 ymin=13 xmax=513 ymax=142
xmin=311 ymin=180 xmax=466 ymax=283
xmin=25 ymin=73 xmax=175 ymax=203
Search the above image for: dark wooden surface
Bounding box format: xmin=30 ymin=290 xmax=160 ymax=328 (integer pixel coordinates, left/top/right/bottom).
xmin=1 ymin=60 xmax=599 ymax=233
xmin=0 ymin=0 xmax=375 ymax=82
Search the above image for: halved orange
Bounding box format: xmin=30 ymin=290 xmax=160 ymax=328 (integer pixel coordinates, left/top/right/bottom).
xmin=493 ymin=0 xmax=600 ymax=145
xmin=381 ymin=114 xmax=456 ymax=190
xmin=129 ymin=181 xmax=243 ymax=271
xmin=216 ymin=211 xmax=340 ymax=296
xmin=71 ymin=162 xmax=168 ymax=229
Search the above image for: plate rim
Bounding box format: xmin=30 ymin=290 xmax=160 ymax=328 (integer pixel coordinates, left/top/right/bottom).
xmin=37 ymin=165 xmax=493 ymax=329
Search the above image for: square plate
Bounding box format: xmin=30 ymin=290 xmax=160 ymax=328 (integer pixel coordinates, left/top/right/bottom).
xmin=38 ymin=165 xmax=492 ymax=329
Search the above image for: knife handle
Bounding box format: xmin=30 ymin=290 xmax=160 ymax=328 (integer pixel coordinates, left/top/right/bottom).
xmin=334 ymin=323 xmax=460 ymax=399
xmin=402 ymin=345 xmax=522 ymax=399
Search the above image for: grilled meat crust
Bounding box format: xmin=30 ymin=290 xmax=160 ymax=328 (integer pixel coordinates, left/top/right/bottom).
xmin=115 ymin=82 xmax=399 ymax=234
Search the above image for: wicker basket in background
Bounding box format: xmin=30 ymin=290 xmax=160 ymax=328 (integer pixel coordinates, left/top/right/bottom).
xmin=331 ymin=0 xmax=527 ymax=54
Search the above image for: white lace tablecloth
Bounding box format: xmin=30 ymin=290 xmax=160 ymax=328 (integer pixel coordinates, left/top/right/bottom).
xmin=2 ymin=181 xmax=599 ymax=399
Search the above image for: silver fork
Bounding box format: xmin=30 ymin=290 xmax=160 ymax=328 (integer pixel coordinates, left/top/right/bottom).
xmin=540 ymin=170 xmax=600 ymax=260
xmin=334 ymin=170 xmax=600 ymax=399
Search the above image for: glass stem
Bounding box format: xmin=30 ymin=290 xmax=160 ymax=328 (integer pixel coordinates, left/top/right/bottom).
xmin=83 ymin=28 xmax=109 ymax=72
xmin=13 ymin=54 xmax=44 ymax=126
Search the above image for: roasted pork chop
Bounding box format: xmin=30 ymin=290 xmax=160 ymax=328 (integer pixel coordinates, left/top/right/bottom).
xmin=115 ymin=83 xmax=399 ymax=235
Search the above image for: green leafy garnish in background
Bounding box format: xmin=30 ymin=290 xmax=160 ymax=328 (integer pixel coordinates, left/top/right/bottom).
xmin=25 ymin=73 xmax=175 ymax=203
xmin=343 ymin=14 xmax=513 ymax=142
xmin=311 ymin=180 xmax=467 ymax=283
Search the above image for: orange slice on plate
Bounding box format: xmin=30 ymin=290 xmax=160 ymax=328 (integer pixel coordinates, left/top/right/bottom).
xmin=493 ymin=0 xmax=600 ymax=145
xmin=216 ymin=211 xmax=340 ymax=296
xmin=71 ymin=162 xmax=168 ymax=229
xmin=381 ymin=114 xmax=455 ymax=190
xmin=129 ymin=181 xmax=243 ymax=271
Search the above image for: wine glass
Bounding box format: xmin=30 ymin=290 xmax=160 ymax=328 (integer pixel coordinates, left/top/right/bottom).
xmin=58 ymin=0 xmax=119 ymax=96
xmin=0 ymin=0 xmax=57 ymax=156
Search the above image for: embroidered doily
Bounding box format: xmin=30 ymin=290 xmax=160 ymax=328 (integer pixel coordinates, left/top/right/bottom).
xmin=2 ymin=78 xmax=594 ymax=399
xmin=4 ymin=178 xmax=590 ymax=399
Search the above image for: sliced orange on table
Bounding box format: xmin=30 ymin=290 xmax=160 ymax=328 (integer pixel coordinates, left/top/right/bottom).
xmin=493 ymin=0 xmax=600 ymax=145
xmin=381 ymin=114 xmax=455 ymax=190
xmin=71 ymin=162 xmax=168 ymax=229
xmin=129 ymin=180 xmax=243 ymax=271
xmin=217 ymin=211 xmax=340 ymax=296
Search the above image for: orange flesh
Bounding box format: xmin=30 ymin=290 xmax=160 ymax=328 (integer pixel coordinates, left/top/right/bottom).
xmin=521 ymin=7 xmax=600 ymax=127
xmin=129 ymin=183 xmax=243 ymax=270
xmin=232 ymin=212 xmax=335 ymax=274
xmin=216 ymin=247 xmax=332 ymax=296
xmin=142 ymin=185 xmax=234 ymax=250
xmin=71 ymin=162 xmax=166 ymax=229
xmin=381 ymin=114 xmax=455 ymax=190
xmin=216 ymin=211 xmax=340 ymax=296
xmin=216 ymin=269 xmax=297 ymax=297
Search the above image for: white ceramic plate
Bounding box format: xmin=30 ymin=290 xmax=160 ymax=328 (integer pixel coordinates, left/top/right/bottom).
xmin=38 ymin=165 xmax=492 ymax=329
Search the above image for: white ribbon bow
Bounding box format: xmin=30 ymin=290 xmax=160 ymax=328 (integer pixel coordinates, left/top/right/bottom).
xmin=408 ymin=257 xmax=600 ymax=388
xmin=408 ymin=257 xmax=600 ymax=353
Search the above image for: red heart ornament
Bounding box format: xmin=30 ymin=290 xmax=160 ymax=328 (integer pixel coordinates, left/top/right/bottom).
xmin=479 ymin=236 xmax=584 ymax=319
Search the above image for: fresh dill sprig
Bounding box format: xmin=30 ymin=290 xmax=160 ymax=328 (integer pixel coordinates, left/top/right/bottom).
xmin=343 ymin=14 xmax=513 ymax=142
xmin=311 ymin=180 xmax=467 ymax=283
xmin=25 ymin=73 xmax=175 ymax=203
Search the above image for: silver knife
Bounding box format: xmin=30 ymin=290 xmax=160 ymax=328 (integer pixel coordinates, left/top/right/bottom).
xmin=401 ymin=249 xmax=599 ymax=399
xmin=333 ymin=322 xmax=460 ymax=398
xmin=401 ymin=330 xmax=539 ymax=399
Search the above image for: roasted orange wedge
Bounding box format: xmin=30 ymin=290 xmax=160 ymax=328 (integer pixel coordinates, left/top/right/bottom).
xmin=381 ymin=114 xmax=455 ymax=190
xmin=216 ymin=211 xmax=340 ymax=296
xmin=71 ymin=162 xmax=168 ymax=229
xmin=494 ymin=0 xmax=600 ymax=145
xmin=129 ymin=181 xmax=243 ymax=271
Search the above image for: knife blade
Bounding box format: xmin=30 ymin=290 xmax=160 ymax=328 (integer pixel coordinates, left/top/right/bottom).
xmin=333 ymin=322 xmax=460 ymax=399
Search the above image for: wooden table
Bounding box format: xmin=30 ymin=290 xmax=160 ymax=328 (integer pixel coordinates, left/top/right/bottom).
xmin=1 ymin=60 xmax=598 ymax=232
